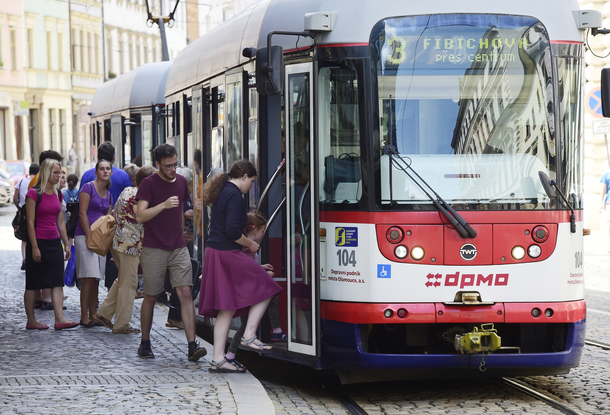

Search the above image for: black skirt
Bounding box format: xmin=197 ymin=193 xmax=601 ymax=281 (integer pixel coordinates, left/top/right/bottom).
xmin=25 ymin=238 xmax=65 ymax=290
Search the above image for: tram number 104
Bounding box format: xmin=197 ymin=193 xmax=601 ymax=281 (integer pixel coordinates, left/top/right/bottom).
xmin=574 ymin=251 xmax=583 ymax=269
xmin=337 ymin=249 xmax=357 ymax=267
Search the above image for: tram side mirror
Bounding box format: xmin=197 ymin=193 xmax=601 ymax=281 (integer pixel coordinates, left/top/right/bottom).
xmin=538 ymin=171 xmax=556 ymax=199
xmin=256 ymin=46 xmax=284 ymax=96
xmin=602 ymin=68 xmax=610 ymax=117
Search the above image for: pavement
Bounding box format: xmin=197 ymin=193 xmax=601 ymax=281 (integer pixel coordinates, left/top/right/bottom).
xmin=0 ymin=205 xmax=275 ymax=415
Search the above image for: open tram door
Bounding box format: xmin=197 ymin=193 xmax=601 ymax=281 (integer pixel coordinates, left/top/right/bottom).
xmin=283 ymin=62 xmax=319 ymax=359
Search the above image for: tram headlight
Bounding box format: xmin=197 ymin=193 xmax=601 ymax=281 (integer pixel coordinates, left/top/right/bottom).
xmin=531 ymin=308 xmax=541 ymax=318
xmin=386 ymin=227 xmax=404 ymax=244
xmin=532 ymin=225 xmax=549 ymax=243
xmin=411 ymin=246 xmax=425 ymax=261
xmin=511 ymin=246 xmax=525 ymax=260
xmin=394 ymin=245 xmax=408 ymax=259
xmin=384 ymin=309 xmax=394 ymax=318
xmin=528 ymin=244 xmax=541 ymax=259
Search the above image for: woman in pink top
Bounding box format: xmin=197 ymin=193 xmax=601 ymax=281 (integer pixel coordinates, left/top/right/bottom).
xmin=24 ymin=159 xmax=78 ymax=330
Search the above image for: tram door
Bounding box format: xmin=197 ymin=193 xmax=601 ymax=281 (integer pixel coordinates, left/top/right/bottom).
xmin=285 ymin=63 xmax=318 ymax=357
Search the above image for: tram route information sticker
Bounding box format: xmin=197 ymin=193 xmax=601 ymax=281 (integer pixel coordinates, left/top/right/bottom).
xmin=335 ymin=227 xmax=358 ymax=247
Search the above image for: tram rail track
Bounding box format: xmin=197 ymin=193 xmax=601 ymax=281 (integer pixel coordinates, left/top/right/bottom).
xmin=585 ymin=339 xmax=610 ymax=350
xmin=502 ymin=377 xmax=584 ymax=415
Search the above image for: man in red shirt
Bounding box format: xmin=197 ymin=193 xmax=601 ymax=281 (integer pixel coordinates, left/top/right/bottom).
xmin=135 ymin=143 xmax=206 ymax=361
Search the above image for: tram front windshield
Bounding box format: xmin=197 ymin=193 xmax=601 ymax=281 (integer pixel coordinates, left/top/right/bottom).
xmin=372 ymin=15 xmax=555 ymax=209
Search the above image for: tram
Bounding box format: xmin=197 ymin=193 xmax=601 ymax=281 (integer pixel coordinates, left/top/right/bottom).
xmin=93 ymin=0 xmax=597 ymax=382
xmin=89 ymin=61 xmax=172 ymax=168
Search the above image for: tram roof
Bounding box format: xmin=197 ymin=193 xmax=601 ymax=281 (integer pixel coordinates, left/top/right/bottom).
xmin=90 ymin=61 xmax=172 ymax=117
xmin=166 ymin=0 xmax=583 ymax=97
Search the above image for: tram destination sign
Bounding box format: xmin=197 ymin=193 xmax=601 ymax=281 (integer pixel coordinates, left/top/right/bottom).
xmin=592 ymin=119 xmax=610 ymax=134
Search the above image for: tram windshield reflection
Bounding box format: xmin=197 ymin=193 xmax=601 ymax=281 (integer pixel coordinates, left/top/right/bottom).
xmin=372 ymin=14 xmax=555 ymax=209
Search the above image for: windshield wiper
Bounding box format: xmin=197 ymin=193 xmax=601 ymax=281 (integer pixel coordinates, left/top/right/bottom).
xmin=382 ymin=145 xmax=477 ymax=239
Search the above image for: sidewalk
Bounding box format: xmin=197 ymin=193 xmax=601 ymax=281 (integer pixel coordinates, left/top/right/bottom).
xmin=0 ymin=221 xmax=274 ymax=414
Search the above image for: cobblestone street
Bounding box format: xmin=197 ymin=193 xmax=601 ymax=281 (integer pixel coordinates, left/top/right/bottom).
xmin=0 ymin=204 xmax=266 ymax=415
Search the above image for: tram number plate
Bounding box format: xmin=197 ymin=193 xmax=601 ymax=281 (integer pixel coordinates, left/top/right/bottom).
xmin=574 ymin=251 xmax=583 ymax=268
xmin=337 ymin=249 xmax=357 ymax=267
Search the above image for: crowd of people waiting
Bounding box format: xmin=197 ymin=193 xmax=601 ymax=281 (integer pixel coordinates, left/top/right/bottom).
xmin=15 ymin=142 xmax=285 ymax=372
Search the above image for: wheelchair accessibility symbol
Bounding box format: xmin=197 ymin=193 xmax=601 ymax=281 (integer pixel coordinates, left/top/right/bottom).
xmin=377 ymin=264 xmax=391 ymax=279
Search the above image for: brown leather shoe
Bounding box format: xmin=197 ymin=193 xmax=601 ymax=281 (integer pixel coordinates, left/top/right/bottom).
xmin=166 ymin=319 xmax=185 ymax=329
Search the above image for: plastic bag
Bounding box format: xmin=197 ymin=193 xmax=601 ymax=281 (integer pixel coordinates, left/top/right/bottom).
xmin=64 ymin=245 xmax=76 ymax=286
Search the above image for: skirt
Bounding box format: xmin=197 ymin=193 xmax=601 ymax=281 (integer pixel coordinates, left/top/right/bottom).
xmin=74 ymin=235 xmax=106 ymax=280
xmin=198 ymin=247 xmax=282 ymax=318
xmin=25 ymin=238 xmax=65 ymax=290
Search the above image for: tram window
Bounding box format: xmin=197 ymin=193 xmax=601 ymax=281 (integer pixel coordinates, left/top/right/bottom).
xmin=558 ymin=53 xmax=583 ymax=209
xmin=372 ymin=14 xmax=556 ymax=209
xmin=318 ymin=62 xmax=362 ymax=204
xmin=184 ymin=95 xmax=192 ymax=134
xmin=174 ymin=101 xmax=180 ymax=136
xmin=248 ymin=87 xmax=258 ymax=169
xmin=226 ymin=74 xmax=242 ymax=166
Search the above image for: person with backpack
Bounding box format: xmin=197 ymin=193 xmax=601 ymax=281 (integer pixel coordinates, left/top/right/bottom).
xmin=24 ymin=159 xmax=78 ymax=330
xmin=14 ymin=163 xmax=39 ymax=270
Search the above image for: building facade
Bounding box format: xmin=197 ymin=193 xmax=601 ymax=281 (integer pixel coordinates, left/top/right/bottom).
xmin=0 ymin=0 xmax=28 ymax=161
xmin=578 ymin=0 xmax=610 ymax=231
xmin=70 ymin=0 xmax=103 ymax=176
xmin=24 ymin=0 xmax=72 ymax=165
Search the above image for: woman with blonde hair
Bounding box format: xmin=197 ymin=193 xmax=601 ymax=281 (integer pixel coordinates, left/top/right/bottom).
xmin=24 ymin=159 xmax=78 ymax=330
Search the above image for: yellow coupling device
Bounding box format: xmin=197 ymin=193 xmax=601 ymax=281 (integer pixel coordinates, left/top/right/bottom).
xmin=454 ymin=323 xmax=501 ymax=354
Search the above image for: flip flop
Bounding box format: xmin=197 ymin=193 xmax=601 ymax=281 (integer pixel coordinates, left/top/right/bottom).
xmin=26 ymin=322 xmax=49 ymax=330
xmin=112 ymin=326 xmax=141 ymax=334
xmin=240 ymin=335 xmax=271 ymax=352
xmin=91 ymin=313 xmax=114 ymax=329
xmin=209 ymin=358 xmax=247 ymax=373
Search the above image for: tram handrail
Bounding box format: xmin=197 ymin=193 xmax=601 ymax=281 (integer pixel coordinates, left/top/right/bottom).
xmin=265 ymin=197 xmax=285 ymax=233
xmin=256 ymin=158 xmax=285 ymax=215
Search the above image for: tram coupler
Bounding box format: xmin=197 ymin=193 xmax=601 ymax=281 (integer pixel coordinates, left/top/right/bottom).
xmin=454 ymin=323 xmax=501 ymax=354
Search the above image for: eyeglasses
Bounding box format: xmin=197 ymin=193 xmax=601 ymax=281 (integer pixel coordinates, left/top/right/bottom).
xmin=160 ymin=161 xmax=181 ymax=170
xmin=52 ymin=171 xmax=62 ymax=176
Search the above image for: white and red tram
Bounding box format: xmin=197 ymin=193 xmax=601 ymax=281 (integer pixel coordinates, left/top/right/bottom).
xmin=161 ymin=0 xmax=595 ymax=382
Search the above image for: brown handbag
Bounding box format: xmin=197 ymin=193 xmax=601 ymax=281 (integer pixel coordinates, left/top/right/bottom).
xmin=86 ymin=214 xmax=116 ymax=256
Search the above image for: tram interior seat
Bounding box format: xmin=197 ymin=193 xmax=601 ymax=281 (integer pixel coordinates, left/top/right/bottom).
xmin=324 ymin=153 xmax=362 ymax=203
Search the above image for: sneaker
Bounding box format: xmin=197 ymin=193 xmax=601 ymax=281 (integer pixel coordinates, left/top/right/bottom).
xmin=188 ymin=342 xmax=207 ymax=361
xmin=138 ymin=342 xmax=155 ymax=359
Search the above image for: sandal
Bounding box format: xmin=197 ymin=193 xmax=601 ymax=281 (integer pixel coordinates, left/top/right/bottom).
xmin=91 ymin=313 xmax=114 ymax=330
xmin=270 ymin=331 xmax=287 ymax=342
xmin=225 ymin=357 xmax=246 ymax=370
xmin=112 ymin=326 xmax=141 ymax=334
xmin=209 ymin=358 xmax=247 ymax=373
xmin=240 ymin=335 xmax=271 ymax=352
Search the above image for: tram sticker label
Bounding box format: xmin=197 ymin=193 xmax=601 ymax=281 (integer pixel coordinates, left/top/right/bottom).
xmin=568 ymin=272 xmax=584 ymax=285
xmin=329 ymin=268 xmax=365 ymax=284
xmin=425 ymin=272 xmax=509 ymax=288
xmin=335 ymin=227 xmax=358 ymax=247
xmin=378 ymin=264 xmax=391 ymax=279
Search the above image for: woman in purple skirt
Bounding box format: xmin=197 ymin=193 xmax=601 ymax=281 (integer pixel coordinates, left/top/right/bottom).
xmin=199 ymin=160 xmax=281 ymax=373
